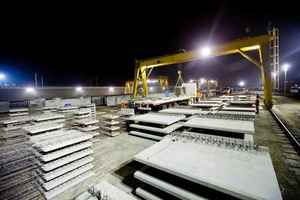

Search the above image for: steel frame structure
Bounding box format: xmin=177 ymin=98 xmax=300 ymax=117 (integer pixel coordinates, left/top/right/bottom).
xmin=133 ymin=34 xmax=275 ymax=109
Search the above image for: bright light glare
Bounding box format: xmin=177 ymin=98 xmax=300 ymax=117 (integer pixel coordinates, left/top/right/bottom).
xmin=199 ymin=46 xmax=211 ymax=57
xmin=271 ymin=72 xmax=277 ymax=78
xmin=25 ymin=87 xmax=35 ymax=94
xmin=147 ymin=79 xmax=158 ymax=84
xmin=149 ymin=87 xmax=153 ymax=91
xmin=210 ymin=80 xmax=215 ymax=83
xmin=282 ymin=64 xmax=290 ymax=72
xmin=76 ymin=86 xmax=83 ymax=92
xmin=0 ymin=73 xmax=5 ymax=80
xmin=199 ymin=78 xmax=206 ymax=84
xmin=109 ymin=87 xmax=114 ymax=92
xmin=189 ymin=79 xmax=194 ymax=83
xmin=238 ymin=81 xmax=245 ymax=87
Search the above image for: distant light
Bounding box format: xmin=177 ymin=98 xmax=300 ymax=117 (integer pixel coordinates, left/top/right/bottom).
xmin=25 ymin=87 xmax=36 ymax=94
xmin=282 ymin=63 xmax=290 ymax=72
xmin=189 ymin=79 xmax=194 ymax=83
xmin=0 ymin=73 xmax=5 ymax=80
xmin=271 ymin=72 xmax=277 ymax=79
xmin=147 ymin=79 xmax=158 ymax=84
xmin=210 ymin=80 xmax=215 ymax=84
xmin=149 ymin=87 xmax=153 ymax=92
xmin=109 ymin=87 xmax=114 ymax=92
xmin=199 ymin=46 xmax=211 ymax=57
xmin=199 ymin=78 xmax=206 ymax=84
xmin=76 ymin=86 xmax=83 ymax=93
xmin=238 ymin=81 xmax=245 ymax=87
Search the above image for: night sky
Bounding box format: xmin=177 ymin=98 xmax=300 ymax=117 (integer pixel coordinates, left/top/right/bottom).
xmin=0 ymin=2 xmax=299 ymax=87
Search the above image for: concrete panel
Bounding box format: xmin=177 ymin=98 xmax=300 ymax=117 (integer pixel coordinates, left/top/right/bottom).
xmin=184 ymin=117 xmax=255 ymax=134
xmin=129 ymin=131 xmax=163 ymax=141
xmin=159 ymin=108 xmax=204 ymax=115
xmin=222 ymin=106 xmax=256 ymax=112
xmin=130 ymin=122 xmax=183 ymax=134
xmin=128 ymin=113 xmax=185 ymax=125
xmin=134 ymin=96 xmax=190 ymax=106
xmin=135 ymin=171 xmax=206 ymax=200
xmin=134 ymin=136 xmax=282 ymax=200
xmin=24 ymin=123 xmax=64 ymax=134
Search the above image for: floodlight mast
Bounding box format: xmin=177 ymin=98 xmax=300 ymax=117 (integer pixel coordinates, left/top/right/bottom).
xmin=133 ymin=34 xmax=274 ymax=109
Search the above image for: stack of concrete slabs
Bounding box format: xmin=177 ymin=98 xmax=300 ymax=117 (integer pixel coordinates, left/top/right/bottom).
xmin=134 ymin=137 xmax=282 ymax=200
xmin=128 ymin=113 xmax=185 ymax=126
xmin=159 ymin=108 xmax=205 ymax=116
xmin=184 ymin=117 xmax=255 ymax=135
xmin=222 ymin=106 xmax=256 ymax=112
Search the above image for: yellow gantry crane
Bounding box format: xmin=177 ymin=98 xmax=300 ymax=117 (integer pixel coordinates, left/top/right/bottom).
xmin=124 ymin=76 xmax=169 ymax=94
xmin=133 ymin=34 xmax=274 ymax=109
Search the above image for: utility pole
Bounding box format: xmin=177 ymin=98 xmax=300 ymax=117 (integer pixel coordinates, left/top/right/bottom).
xmin=34 ymin=73 xmax=38 ymax=87
xmin=41 ymin=76 xmax=44 ymax=88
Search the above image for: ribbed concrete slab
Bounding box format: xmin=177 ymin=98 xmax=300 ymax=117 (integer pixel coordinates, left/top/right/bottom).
xmin=130 ymin=122 xmax=183 ymax=134
xmin=134 ymin=137 xmax=282 ymax=200
xmin=128 ymin=113 xmax=185 ymax=125
xmin=222 ymin=107 xmax=256 ymax=112
xmin=159 ymin=108 xmax=205 ymax=115
xmin=184 ymin=117 xmax=255 ymax=134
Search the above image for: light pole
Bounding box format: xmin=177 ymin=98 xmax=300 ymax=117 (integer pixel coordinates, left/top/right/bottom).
xmin=282 ymin=64 xmax=290 ymax=96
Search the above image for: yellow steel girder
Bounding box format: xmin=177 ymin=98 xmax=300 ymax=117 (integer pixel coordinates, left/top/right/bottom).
xmin=133 ymin=34 xmax=274 ymax=108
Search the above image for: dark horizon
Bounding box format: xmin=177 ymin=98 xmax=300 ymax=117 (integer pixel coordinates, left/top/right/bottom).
xmin=0 ymin=2 xmax=299 ymax=87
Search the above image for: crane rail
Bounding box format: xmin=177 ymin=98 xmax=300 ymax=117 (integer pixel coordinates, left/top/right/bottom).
xmin=270 ymin=109 xmax=300 ymax=154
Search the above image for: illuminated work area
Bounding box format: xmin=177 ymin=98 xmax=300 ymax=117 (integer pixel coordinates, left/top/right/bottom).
xmin=0 ymin=5 xmax=300 ymax=200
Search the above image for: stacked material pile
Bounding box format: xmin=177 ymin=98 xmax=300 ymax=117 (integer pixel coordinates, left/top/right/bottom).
xmin=24 ymin=122 xmax=94 ymax=199
xmin=31 ymin=113 xmax=65 ymax=125
xmin=0 ymin=115 xmax=32 ymax=131
xmin=73 ymin=118 xmax=99 ymax=138
xmin=133 ymin=132 xmax=282 ymax=200
xmin=0 ymin=129 xmax=41 ymax=200
xmin=189 ymin=100 xmax=223 ymax=108
xmin=8 ymin=108 xmax=29 ymax=117
xmin=100 ymin=114 xmax=121 ymax=137
xmin=127 ymin=113 xmax=185 ymax=141
xmin=74 ymin=104 xmax=97 ymax=119
xmin=73 ymin=104 xmax=99 ymax=137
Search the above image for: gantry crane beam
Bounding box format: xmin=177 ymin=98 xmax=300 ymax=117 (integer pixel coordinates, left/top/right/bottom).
xmin=133 ymin=34 xmax=274 ymax=109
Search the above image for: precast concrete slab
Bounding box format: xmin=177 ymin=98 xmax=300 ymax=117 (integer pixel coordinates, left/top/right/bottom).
xmin=134 ymin=136 xmax=282 ymax=200
xmin=34 ymin=131 xmax=92 ymax=152
xmin=184 ymin=117 xmax=255 ymax=134
xmin=182 ymin=131 xmax=254 ymax=142
xmin=222 ymin=106 xmax=256 ymax=112
xmin=189 ymin=103 xmax=222 ymax=108
xmin=134 ymin=96 xmax=190 ymax=106
xmin=39 ymin=157 xmax=94 ymax=181
xmin=35 ymin=141 xmax=93 ymax=162
xmin=74 ymin=118 xmax=99 ymax=126
xmin=134 ymin=171 xmax=206 ymax=200
xmin=23 ymin=123 xmax=64 ymax=135
xmin=39 ymin=149 xmax=93 ymax=172
xmin=128 ymin=113 xmax=185 ymax=125
xmin=159 ymin=108 xmax=204 ymax=115
xmin=85 ymin=181 xmax=138 ymax=200
xmin=41 ymin=171 xmax=94 ymax=199
xmin=130 ymin=122 xmax=183 ymax=134
xmin=129 ymin=131 xmax=163 ymax=141
xmin=32 ymin=113 xmax=65 ymax=122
